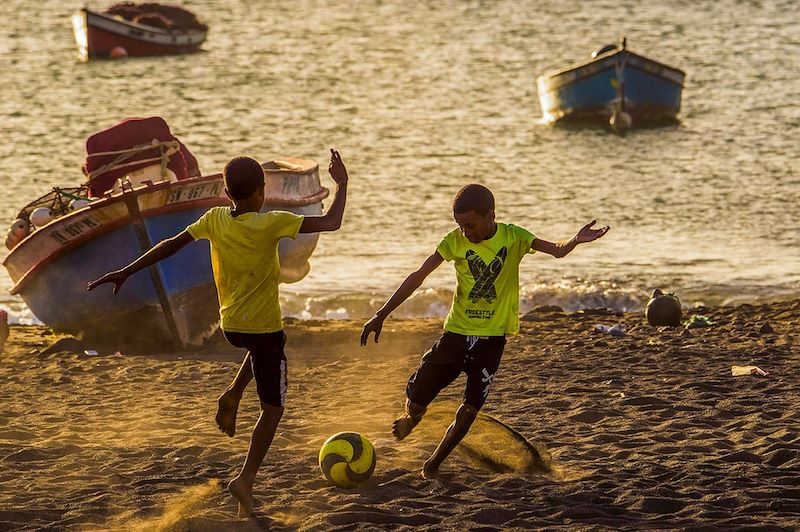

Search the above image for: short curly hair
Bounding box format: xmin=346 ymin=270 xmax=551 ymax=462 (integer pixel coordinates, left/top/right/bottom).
xmin=224 ymin=156 xmax=265 ymax=200
xmin=453 ymin=184 xmax=494 ymax=215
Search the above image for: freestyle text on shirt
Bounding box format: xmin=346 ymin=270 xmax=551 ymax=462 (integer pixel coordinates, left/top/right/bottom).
xmin=186 ymin=206 xmax=303 ymax=334
xmin=437 ymin=222 xmax=536 ymax=336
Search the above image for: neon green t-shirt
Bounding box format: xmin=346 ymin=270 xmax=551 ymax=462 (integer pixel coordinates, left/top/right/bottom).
xmin=436 ymin=223 xmax=536 ymax=336
xmin=186 ymin=206 xmax=304 ymax=334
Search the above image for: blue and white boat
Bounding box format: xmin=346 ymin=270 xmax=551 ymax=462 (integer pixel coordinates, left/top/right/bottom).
xmin=3 ymin=159 xmax=328 ymax=350
xmin=537 ymin=38 xmax=685 ymax=129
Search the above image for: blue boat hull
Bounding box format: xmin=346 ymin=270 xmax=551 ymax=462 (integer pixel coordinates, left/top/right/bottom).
xmin=21 ymin=208 xmax=213 ymax=348
xmin=537 ymin=48 xmax=685 ymax=125
xmin=18 ymin=203 xmax=321 ymax=348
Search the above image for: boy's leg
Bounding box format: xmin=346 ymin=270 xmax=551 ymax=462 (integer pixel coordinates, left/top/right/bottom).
xmin=226 ymin=331 xmax=287 ymax=517
xmin=422 ymin=402 xmax=478 ymax=478
xmin=392 ymin=399 xmax=427 ymax=440
xmin=228 ymin=401 xmax=283 ymax=517
xmin=216 ymin=332 xmax=257 ymax=437
xmin=216 ymin=353 xmax=254 ymax=437
xmin=421 ymin=335 xmax=505 ymax=478
xmin=393 ymin=333 xmax=463 ymax=440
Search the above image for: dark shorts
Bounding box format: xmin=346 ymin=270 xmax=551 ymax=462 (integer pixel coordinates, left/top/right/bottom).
xmin=223 ymin=330 xmax=288 ymax=408
xmin=406 ymin=332 xmax=506 ymax=410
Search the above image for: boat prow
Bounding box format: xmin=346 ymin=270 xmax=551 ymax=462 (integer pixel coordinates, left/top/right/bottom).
xmin=537 ymin=38 xmax=685 ymax=129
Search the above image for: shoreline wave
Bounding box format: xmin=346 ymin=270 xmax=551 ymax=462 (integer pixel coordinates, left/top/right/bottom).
xmin=2 ymin=281 xmax=796 ymax=327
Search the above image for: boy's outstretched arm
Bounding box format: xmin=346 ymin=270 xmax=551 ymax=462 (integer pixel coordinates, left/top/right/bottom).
xmin=531 ymin=220 xmax=610 ymax=258
xmin=360 ymin=252 xmax=444 ymax=345
xmin=86 ymin=231 xmax=194 ymax=294
xmin=300 ymin=149 xmax=348 ymax=234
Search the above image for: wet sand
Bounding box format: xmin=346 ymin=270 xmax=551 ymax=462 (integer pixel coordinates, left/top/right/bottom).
xmin=0 ymin=300 xmax=798 ymax=530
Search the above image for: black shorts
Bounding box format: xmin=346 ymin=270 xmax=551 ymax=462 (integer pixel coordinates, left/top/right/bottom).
xmin=223 ymin=330 xmax=288 ymax=408
xmin=406 ymin=332 xmax=506 ymax=410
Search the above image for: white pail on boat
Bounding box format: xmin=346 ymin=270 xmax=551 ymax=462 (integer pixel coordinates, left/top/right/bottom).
xmin=113 ymin=165 xmax=177 ymax=193
xmin=29 ymin=207 xmax=53 ymax=227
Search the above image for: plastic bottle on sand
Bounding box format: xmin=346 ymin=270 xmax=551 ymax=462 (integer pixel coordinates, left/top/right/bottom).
xmin=731 ymin=365 xmax=768 ymax=377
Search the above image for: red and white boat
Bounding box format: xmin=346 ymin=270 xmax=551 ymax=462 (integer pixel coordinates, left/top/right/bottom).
xmin=71 ymin=3 xmax=208 ymax=60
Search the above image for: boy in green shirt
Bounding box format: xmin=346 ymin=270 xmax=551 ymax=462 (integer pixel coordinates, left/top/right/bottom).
xmin=360 ymin=184 xmax=608 ymax=478
xmin=88 ymin=150 xmax=348 ymax=516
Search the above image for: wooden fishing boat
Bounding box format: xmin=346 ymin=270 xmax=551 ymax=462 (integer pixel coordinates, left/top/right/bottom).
xmin=2 ymin=118 xmax=327 ymax=349
xmin=537 ymin=38 xmax=685 ymax=129
xmin=71 ymin=3 xmax=207 ymax=60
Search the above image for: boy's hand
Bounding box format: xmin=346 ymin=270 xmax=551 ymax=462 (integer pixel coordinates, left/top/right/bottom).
xmin=328 ymin=149 xmax=348 ymax=186
xmin=360 ymin=315 xmax=384 ymax=346
xmin=86 ymin=271 xmax=129 ymax=295
xmin=575 ymin=220 xmax=610 ymax=243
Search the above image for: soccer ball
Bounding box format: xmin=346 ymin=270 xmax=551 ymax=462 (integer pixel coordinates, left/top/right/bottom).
xmin=318 ymin=432 xmax=376 ymax=489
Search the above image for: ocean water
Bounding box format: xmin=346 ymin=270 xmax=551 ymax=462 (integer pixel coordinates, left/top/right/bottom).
xmin=1 ymin=0 xmax=798 ymax=323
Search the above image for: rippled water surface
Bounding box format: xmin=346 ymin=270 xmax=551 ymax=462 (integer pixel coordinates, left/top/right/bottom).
xmin=1 ymin=0 xmax=798 ymax=321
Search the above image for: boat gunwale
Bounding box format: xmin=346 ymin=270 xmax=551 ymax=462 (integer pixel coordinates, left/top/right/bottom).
xmin=538 ymin=49 xmax=686 ymax=91
xmin=5 ymin=173 xmax=329 ymax=295
xmin=82 ymin=7 xmax=208 ymax=39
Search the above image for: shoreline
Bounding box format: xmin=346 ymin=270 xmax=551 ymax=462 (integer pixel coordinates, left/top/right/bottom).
xmin=0 ymin=299 xmax=798 ymax=529
xmin=4 ymin=285 xmax=800 ymax=328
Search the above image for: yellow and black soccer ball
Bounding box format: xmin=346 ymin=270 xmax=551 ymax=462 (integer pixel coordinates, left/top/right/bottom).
xmin=318 ymin=432 xmax=376 ymax=489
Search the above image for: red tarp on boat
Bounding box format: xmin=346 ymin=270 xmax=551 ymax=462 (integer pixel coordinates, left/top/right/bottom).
xmin=104 ymin=3 xmax=208 ymax=31
xmin=83 ymin=117 xmax=198 ymax=197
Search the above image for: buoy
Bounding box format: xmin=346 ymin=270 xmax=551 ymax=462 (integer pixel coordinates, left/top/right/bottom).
xmin=29 ymin=207 xmax=53 ymax=227
xmin=10 ymin=219 xmax=29 ymax=239
xmin=69 ymin=199 xmax=90 ymax=211
xmin=610 ymin=110 xmax=632 ymax=132
xmin=110 ymin=46 xmax=128 ymax=59
xmin=5 ymin=231 xmax=20 ymax=251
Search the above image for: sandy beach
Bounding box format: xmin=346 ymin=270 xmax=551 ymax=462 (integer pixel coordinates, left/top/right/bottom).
xmin=0 ymin=299 xmax=798 ymax=530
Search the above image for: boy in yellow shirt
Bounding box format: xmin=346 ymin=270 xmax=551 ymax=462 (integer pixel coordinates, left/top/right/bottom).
xmin=88 ymin=150 xmax=348 ymax=516
xmin=360 ymin=184 xmax=608 ymax=478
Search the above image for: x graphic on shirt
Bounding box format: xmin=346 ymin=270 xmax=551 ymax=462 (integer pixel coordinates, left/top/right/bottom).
xmin=465 ymin=247 xmax=507 ymax=303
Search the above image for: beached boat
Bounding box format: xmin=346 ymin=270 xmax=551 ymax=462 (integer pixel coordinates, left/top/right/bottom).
xmin=2 ymin=118 xmax=328 ymax=349
xmin=537 ymin=38 xmax=685 ymax=129
xmin=71 ymin=3 xmax=208 ymax=60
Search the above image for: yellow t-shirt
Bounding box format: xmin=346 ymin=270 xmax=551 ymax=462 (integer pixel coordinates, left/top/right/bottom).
xmin=436 ymin=223 xmax=536 ymax=336
xmin=186 ymin=206 xmax=304 ymax=333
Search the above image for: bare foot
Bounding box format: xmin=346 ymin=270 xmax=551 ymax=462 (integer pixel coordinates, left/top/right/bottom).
xmin=392 ymin=413 xmax=421 ymax=441
xmin=421 ymin=460 xmax=440 ymax=479
xmin=228 ymin=476 xmax=253 ymax=517
xmin=216 ymin=389 xmax=241 ymax=437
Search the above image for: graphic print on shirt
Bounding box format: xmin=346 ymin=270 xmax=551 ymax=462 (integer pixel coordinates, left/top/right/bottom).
xmin=465 ymin=247 xmax=507 ymax=303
